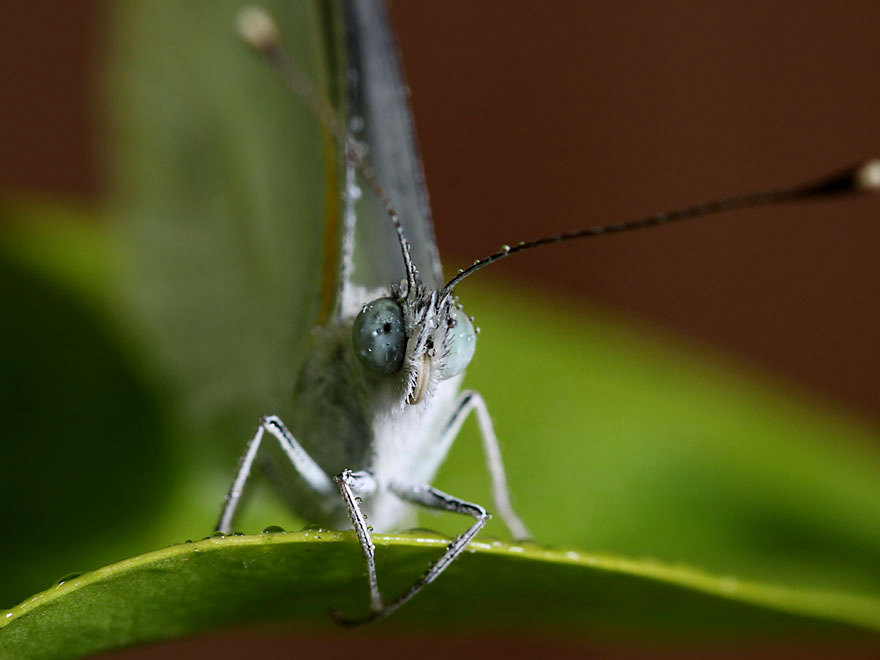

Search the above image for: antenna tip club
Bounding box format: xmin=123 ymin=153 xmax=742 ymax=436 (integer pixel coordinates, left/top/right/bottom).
xmin=236 ymin=6 xmax=280 ymax=52
xmin=856 ymin=159 xmax=880 ymax=192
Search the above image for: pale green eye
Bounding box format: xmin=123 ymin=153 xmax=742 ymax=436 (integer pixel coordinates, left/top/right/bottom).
xmin=438 ymin=308 xmax=476 ymax=379
xmin=352 ymin=298 xmax=406 ymax=374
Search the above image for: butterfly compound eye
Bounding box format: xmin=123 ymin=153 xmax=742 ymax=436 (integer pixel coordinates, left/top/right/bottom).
xmin=353 ymin=298 xmax=406 ymax=374
xmin=437 ymin=307 xmax=476 ymax=379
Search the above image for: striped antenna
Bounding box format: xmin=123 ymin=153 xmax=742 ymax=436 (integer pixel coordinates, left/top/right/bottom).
xmin=442 ymin=160 xmax=880 ymax=294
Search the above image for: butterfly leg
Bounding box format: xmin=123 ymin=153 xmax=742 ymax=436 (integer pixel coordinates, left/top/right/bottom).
xmin=335 ymin=469 xmax=382 ymax=613
xmin=431 ymin=390 xmax=530 ymax=540
xmin=337 ymin=483 xmax=489 ymax=625
xmin=216 ymin=415 xmax=335 ymax=534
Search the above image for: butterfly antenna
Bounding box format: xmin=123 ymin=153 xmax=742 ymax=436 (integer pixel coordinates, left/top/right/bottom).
xmin=236 ymin=6 xmax=419 ymax=295
xmin=443 ymin=160 xmax=880 ymax=294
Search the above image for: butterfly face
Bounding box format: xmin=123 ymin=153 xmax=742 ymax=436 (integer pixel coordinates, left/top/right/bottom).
xmin=352 ymin=285 xmax=476 ymax=406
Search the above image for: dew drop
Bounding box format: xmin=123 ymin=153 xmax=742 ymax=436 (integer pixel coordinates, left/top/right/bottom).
xmin=262 ymin=525 xmax=286 ymax=534
xmin=211 ymin=531 xmax=227 ymax=539
xmin=54 ymin=572 xmax=83 ymax=587
xmin=500 ymin=244 xmax=511 ymax=253
xmin=347 ymin=183 xmax=363 ymax=201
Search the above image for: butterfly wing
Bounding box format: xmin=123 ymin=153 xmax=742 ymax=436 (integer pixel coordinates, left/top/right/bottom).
xmin=111 ymin=1 xmax=345 ymax=459
xmin=112 ymin=0 xmax=440 ymax=460
xmin=338 ymin=0 xmax=444 ymax=302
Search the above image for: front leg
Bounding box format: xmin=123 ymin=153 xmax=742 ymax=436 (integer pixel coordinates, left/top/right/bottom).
xmin=335 ymin=469 xmax=381 ymax=613
xmin=337 ymin=482 xmax=489 ymax=626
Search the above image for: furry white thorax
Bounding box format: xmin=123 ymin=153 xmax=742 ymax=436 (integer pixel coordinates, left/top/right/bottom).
xmin=365 ymin=372 xmax=463 ymax=531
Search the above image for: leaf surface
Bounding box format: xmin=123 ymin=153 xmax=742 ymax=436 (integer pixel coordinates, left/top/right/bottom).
xmin=3 ymin=532 xmax=879 ymax=660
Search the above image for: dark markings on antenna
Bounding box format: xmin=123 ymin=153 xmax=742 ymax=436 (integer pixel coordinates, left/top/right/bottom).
xmin=442 ymin=160 xmax=880 ymax=294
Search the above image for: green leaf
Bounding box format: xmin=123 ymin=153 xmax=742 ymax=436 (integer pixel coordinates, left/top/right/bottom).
xmin=453 ymin=285 xmax=880 ymax=598
xmin=2 ymin=532 xmax=879 ymax=660
xmin=0 ymin=202 xmax=179 ymax=610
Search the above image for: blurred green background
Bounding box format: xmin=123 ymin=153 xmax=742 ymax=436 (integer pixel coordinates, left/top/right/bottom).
xmin=2 ymin=1 xmax=880 ymax=658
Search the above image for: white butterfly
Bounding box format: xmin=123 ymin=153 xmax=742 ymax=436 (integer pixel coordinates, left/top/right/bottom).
xmin=221 ymin=2 xmax=528 ymax=624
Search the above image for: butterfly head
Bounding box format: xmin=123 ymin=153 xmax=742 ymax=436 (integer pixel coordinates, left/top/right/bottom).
xmin=352 ymin=281 xmax=476 ymax=407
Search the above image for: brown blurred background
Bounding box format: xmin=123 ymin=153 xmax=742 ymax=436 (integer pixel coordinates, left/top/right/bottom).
xmin=1 ymin=1 xmax=879 ymax=657
xmin=1 ymin=0 xmax=878 ymax=426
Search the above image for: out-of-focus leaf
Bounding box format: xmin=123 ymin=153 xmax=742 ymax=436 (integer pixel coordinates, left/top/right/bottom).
xmin=448 ymin=285 xmax=880 ymax=600
xmin=0 ymin=202 xmax=175 ymax=607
